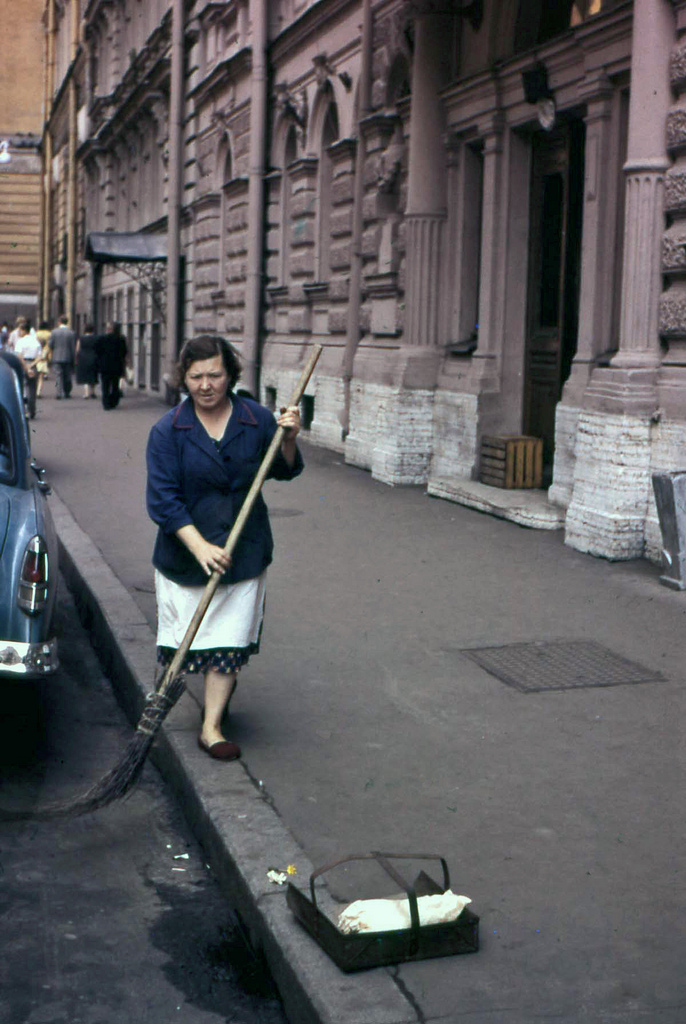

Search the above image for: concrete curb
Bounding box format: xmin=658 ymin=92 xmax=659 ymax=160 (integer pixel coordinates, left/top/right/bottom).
xmin=50 ymin=491 xmax=419 ymax=1024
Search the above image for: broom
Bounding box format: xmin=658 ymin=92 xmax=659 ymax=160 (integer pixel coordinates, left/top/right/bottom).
xmin=3 ymin=344 xmax=322 ymax=820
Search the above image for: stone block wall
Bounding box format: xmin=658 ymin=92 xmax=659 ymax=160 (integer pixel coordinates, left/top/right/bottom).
xmin=192 ymin=199 xmax=220 ymax=333
xmin=346 ymin=382 xmax=435 ymax=484
xmin=549 ymin=404 xmax=582 ymax=509
xmin=564 ymin=411 xmax=653 ymax=559
xmin=258 ymin=363 xmax=345 ymax=453
xmin=427 ymin=390 xmax=479 ymax=482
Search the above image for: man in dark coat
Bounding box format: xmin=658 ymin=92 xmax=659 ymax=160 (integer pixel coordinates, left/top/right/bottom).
xmin=95 ymin=322 xmax=128 ymax=410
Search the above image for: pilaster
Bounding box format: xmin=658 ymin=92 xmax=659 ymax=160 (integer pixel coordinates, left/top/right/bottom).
xmin=403 ymin=6 xmax=448 ymax=349
xmin=658 ymin=8 xmax=686 ymax=415
xmin=565 ymin=0 xmax=674 ymax=559
xmin=469 ymin=121 xmax=505 ymax=393
xmin=561 ymin=73 xmax=615 ymax=405
xmin=404 ymin=213 xmax=445 ymax=347
xmin=345 ymin=3 xmax=449 ymax=485
xmin=551 ymin=76 xmax=616 ymax=508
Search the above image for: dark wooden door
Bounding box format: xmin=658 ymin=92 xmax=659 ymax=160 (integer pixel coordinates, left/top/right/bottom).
xmin=524 ymin=120 xmax=584 ymax=475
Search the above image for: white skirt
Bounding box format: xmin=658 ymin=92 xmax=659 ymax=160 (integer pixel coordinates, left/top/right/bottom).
xmin=155 ymin=569 xmax=267 ymax=650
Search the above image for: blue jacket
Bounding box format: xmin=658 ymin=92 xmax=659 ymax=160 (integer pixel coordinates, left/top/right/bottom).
xmin=146 ymin=394 xmax=303 ymax=586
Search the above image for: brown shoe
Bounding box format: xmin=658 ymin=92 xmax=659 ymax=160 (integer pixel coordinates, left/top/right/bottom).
xmin=197 ymin=736 xmax=241 ymax=761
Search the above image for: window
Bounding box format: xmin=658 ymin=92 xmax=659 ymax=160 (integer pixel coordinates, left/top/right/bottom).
xmin=220 ymin=144 xmax=234 ymax=289
xmin=0 ymin=409 xmax=16 ymax=485
xmin=280 ymin=126 xmax=297 ymax=285
xmin=316 ymin=102 xmax=339 ymax=282
xmin=515 ymin=0 xmax=607 ymax=52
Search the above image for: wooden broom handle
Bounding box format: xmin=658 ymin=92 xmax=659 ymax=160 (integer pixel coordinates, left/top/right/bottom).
xmin=158 ymin=344 xmax=323 ymax=691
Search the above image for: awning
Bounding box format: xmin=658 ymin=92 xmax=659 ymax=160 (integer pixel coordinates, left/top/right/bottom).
xmin=85 ymin=232 xmax=167 ymax=264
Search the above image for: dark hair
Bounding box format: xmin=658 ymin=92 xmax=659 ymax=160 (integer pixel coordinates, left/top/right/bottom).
xmin=39 ymin=320 xmax=50 ymax=330
xmin=174 ymin=335 xmax=241 ymax=392
xmin=84 ymin=322 xmax=95 ymax=333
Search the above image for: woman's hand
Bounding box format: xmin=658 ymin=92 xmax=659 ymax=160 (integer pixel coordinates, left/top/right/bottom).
xmin=176 ymin=525 xmax=232 ymax=577
xmin=277 ymin=405 xmax=301 ymax=439
xmin=278 ymin=405 xmax=301 ymax=468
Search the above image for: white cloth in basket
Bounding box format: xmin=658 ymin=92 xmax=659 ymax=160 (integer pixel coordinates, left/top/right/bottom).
xmin=337 ymin=890 xmax=471 ymax=934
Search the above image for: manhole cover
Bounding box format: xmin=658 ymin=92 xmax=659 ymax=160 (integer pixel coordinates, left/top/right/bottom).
xmin=461 ymin=640 xmax=664 ymax=693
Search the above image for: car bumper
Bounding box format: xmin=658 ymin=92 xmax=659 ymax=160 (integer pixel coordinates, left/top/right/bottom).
xmin=0 ymin=638 xmax=59 ymax=677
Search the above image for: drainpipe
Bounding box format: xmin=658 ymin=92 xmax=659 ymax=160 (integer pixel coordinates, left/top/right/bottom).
xmin=342 ymin=0 xmax=372 ymax=437
xmin=66 ymin=0 xmax=79 ymax=323
xmin=165 ymin=0 xmax=185 ymax=401
xmin=42 ymin=0 xmax=56 ymax=321
xmin=242 ymin=0 xmax=268 ymax=398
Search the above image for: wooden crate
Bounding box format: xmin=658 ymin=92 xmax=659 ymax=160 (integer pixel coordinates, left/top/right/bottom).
xmin=479 ymin=435 xmax=543 ymax=489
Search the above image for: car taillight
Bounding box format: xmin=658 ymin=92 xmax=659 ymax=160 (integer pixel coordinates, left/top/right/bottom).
xmin=18 ymin=536 xmax=49 ymax=615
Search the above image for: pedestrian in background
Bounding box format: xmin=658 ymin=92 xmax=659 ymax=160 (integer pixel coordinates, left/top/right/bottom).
xmin=49 ymin=314 xmax=76 ymax=399
xmin=0 ymin=322 xmax=8 ymax=349
xmin=14 ymin=320 xmax=41 ymax=419
xmin=7 ymin=316 xmax=26 ymax=352
xmin=34 ymin=321 xmax=51 ymax=398
xmin=146 ymin=335 xmax=303 ymax=761
xmin=75 ymin=322 xmax=99 ymax=399
xmin=95 ymin=321 xmax=127 ymax=409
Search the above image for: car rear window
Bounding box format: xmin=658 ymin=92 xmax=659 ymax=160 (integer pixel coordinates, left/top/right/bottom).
xmin=0 ymin=408 xmax=15 ymax=484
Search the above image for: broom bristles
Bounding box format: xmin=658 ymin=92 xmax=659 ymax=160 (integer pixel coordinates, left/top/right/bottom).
xmin=0 ymin=673 xmax=187 ymax=821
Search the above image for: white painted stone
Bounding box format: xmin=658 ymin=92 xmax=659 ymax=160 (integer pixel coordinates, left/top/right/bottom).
xmin=428 ymin=391 xmax=479 ymax=482
xmin=427 ymin=477 xmax=565 ymax=530
xmin=259 ymin=368 xmax=346 ymax=454
xmin=565 ymin=411 xmax=653 ymax=559
xmin=549 ymin=404 xmax=581 ymax=509
xmin=346 ymin=382 xmax=435 ymax=485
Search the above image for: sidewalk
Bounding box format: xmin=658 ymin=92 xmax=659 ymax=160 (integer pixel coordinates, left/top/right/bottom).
xmin=31 ymin=382 xmax=685 ymax=1024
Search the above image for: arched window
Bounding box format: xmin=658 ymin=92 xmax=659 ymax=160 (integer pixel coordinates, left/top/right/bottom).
xmin=316 ymin=102 xmax=339 ymax=283
xmin=280 ymin=126 xmax=297 ymax=285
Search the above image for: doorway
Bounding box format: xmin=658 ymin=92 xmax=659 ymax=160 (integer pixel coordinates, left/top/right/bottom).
xmin=524 ymin=119 xmax=584 ymax=479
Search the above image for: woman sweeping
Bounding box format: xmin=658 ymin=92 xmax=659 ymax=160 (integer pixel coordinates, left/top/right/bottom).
xmin=146 ymin=335 xmax=303 ymax=761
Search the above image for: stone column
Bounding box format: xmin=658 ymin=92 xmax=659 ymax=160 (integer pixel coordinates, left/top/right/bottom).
xmin=646 ymin=0 xmax=686 ymax=561
xmin=658 ymin=1 xmax=686 ymax=414
xmin=549 ymin=74 xmax=615 ymax=508
xmin=403 ymin=8 xmax=449 ymax=350
xmin=611 ymin=0 xmax=673 ymax=373
xmin=564 ymin=0 xmax=675 ymax=560
xmin=563 ymin=74 xmax=616 ymax=400
xmin=345 ymin=3 xmax=451 ymax=485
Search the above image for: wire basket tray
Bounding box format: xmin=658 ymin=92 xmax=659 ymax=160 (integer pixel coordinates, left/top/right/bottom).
xmin=286 ymin=851 xmax=479 ymax=973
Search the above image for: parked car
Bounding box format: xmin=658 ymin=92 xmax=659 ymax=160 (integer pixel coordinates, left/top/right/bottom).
xmin=0 ymin=357 xmax=58 ymax=678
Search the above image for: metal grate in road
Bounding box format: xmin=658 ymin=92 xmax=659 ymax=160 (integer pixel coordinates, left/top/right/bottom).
xmin=461 ymin=640 xmax=665 ymax=693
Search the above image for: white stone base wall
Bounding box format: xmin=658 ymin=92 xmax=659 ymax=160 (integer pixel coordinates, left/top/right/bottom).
xmin=564 ymin=411 xmax=652 ymax=560
xmin=259 ymin=365 xmax=299 ymax=410
xmin=428 ymin=391 xmax=479 ymax=482
xmin=645 ymin=418 xmax=686 ymax=564
xmin=258 ymin=368 xmax=345 ymax=454
xmin=345 ymin=382 xmax=435 ymax=485
xmin=307 ymin=375 xmax=346 ymax=453
xmin=549 ymin=404 xmax=581 ymax=509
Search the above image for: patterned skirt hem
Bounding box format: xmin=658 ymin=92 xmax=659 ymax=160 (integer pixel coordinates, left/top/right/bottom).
xmin=156 ymin=642 xmax=260 ymax=675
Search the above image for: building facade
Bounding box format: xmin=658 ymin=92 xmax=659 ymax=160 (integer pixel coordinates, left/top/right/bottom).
xmin=42 ymin=0 xmax=686 ymax=563
xmin=0 ymin=0 xmax=44 ymax=327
